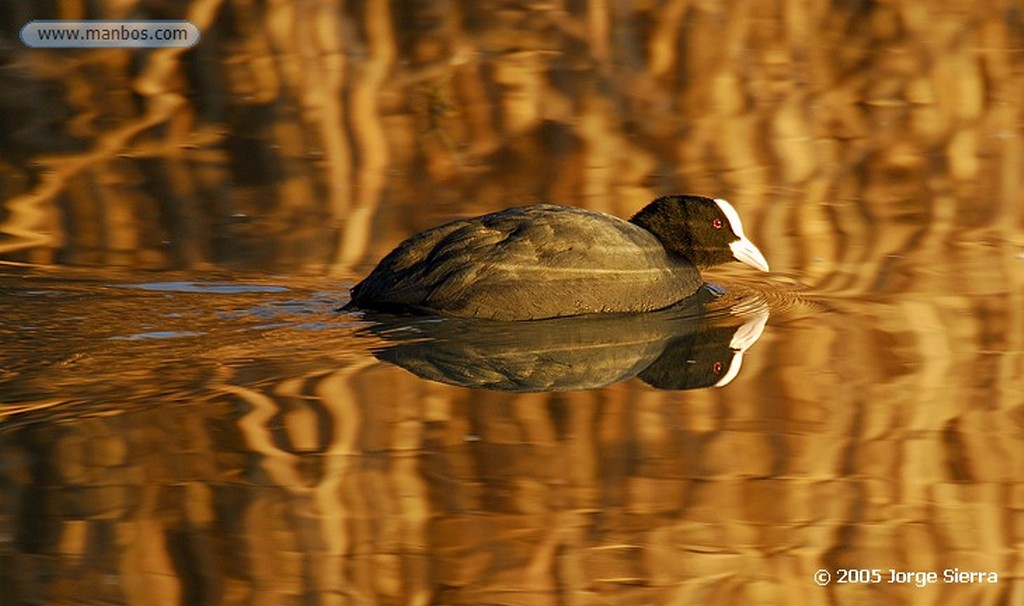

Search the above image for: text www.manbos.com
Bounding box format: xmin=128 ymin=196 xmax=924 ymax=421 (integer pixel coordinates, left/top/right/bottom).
xmin=21 ymin=20 xmax=200 ymax=48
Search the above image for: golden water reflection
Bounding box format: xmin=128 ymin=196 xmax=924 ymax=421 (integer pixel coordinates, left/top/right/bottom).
xmin=0 ymin=268 xmax=1021 ymax=604
xmin=1 ymin=0 xmax=1023 ymax=604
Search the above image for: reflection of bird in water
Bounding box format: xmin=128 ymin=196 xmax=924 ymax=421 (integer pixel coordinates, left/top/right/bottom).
xmin=346 ymin=195 xmax=768 ymax=320
xmin=357 ymin=287 xmax=769 ymax=392
xmin=637 ymin=306 xmax=768 ymax=390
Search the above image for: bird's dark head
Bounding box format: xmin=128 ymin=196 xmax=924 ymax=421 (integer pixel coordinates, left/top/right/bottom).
xmin=629 ymin=195 xmax=769 ymax=272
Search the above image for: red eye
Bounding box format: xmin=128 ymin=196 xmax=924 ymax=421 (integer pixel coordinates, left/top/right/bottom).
xmin=712 ymin=361 xmax=723 ymax=374
xmin=712 ymin=218 xmax=723 ymax=229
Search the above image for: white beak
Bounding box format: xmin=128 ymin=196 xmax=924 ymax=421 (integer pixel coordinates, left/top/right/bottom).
xmin=729 ymin=237 xmax=770 ymax=272
xmin=714 ymin=308 xmax=769 ymax=388
xmin=729 ymin=309 xmax=769 ymax=352
xmin=713 ymin=198 xmax=770 ymax=272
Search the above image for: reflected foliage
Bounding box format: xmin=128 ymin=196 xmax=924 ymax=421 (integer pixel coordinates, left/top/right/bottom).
xmin=1 ymin=0 xmax=1023 ymax=605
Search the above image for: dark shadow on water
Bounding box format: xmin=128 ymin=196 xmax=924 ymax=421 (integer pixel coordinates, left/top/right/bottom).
xmin=353 ymin=285 xmax=769 ymax=392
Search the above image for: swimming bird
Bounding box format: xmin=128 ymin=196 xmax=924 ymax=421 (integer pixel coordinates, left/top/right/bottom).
xmin=345 ymin=195 xmax=769 ymax=320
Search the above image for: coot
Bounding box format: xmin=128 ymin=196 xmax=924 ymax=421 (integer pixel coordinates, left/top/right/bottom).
xmin=346 ymin=194 xmax=769 ymax=320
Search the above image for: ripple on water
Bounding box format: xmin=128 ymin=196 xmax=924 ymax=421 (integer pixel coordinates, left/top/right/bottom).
xmin=122 ymin=281 xmax=291 ymax=294
xmin=709 ymin=275 xmax=826 ymax=320
xmin=108 ymin=331 xmax=205 ymax=341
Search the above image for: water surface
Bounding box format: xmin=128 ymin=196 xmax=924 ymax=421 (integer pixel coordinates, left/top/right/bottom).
xmin=2 ymin=1 xmax=1024 ymax=605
